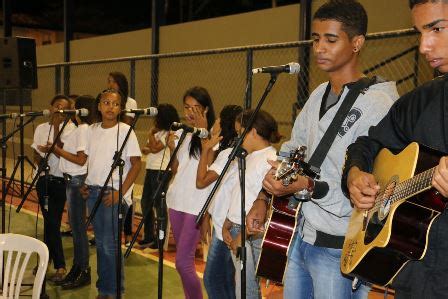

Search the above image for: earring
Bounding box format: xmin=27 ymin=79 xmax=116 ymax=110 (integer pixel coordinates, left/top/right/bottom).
xmin=354 ymin=47 xmax=359 ymax=53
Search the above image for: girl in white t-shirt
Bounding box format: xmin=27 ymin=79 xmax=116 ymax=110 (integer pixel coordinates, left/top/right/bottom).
xmin=82 ymin=89 xmax=141 ymax=297
xmin=106 ymin=71 xmax=138 ymax=245
xmin=222 ymin=109 xmax=281 ymax=299
xmin=139 ymin=103 xmax=180 ymax=248
xmin=53 ymin=95 xmax=97 ymax=289
xmin=166 ymin=86 xmax=216 ymax=299
xmin=195 ymin=105 xmax=243 ymax=299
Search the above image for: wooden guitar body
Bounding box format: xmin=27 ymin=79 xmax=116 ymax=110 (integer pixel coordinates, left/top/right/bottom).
xmin=256 ymin=195 xmax=301 ymax=284
xmin=341 ymin=142 xmax=447 ymax=286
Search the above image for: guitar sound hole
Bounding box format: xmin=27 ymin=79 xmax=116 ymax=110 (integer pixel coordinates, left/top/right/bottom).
xmin=364 ymin=179 xmax=397 ymax=244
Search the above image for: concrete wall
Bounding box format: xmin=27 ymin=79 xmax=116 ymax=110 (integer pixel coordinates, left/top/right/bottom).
xmin=3 ymin=0 xmax=425 ymax=200
xmin=36 ymin=0 xmax=413 ymax=64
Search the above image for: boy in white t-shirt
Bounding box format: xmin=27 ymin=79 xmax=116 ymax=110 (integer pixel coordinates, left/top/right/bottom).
xmin=32 ymin=94 xmax=76 ymax=283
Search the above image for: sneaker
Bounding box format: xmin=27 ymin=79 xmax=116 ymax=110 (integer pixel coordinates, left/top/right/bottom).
xmin=89 ymin=237 xmax=96 ymax=246
xmin=48 ymin=268 xmax=67 ymax=284
xmin=62 ymin=267 xmax=91 ymax=290
xmin=55 ymin=265 xmax=79 ymax=286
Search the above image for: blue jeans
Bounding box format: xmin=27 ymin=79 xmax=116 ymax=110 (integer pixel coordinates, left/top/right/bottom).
xmin=87 ymin=185 xmax=128 ymax=296
xmin=230 ymin=224 xmax=261 ymax=299
xmin=284 ymin=235 xmax=370 ymax=299
xmin=65 ymin=174 xmax=89 ymax=270
xmin=203 ymin=230 xmax=236 ymax=299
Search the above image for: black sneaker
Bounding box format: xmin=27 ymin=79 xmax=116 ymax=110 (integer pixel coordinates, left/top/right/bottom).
xmin=54 ymin=265 xmax=79 ymax=286
xmin=62 ymin=267 xmax=91 ymax=290
xmin=89 ymin=237 xmax=96 ymax=246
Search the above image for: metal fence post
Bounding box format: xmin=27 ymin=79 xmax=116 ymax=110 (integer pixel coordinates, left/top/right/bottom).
xmin=245 ymin=49 xmax=253 ymax=109
xmin=130 ymin=60 xmax=136 ymax=99
xmin=55 ymin=65 xmax=62 ymax=95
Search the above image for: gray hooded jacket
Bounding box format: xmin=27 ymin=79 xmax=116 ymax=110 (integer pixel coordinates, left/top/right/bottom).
xmin=280 ymin=79 xmax=399 ymax=246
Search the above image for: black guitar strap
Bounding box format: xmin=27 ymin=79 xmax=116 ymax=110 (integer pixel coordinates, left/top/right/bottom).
xmin=308 ymin=77 xmax=374 ymax=169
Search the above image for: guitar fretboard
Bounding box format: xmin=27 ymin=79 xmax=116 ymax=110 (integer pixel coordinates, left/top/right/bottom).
xmin=373 ymin=167 xmax=435 ymax=211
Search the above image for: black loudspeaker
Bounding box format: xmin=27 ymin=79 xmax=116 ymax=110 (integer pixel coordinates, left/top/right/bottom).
xmin=0 ymin=37 xmax=38 ymax=90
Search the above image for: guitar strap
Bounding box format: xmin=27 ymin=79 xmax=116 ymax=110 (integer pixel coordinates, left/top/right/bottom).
xmin=308 ymin=77 xmax=374 ymax=169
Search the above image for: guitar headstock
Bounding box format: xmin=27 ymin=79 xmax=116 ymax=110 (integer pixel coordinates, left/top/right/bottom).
xmin=275 ymin=146 xmax=320 ymax=186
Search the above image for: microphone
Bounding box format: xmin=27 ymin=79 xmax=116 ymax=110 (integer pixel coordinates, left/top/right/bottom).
xmin=56 ymin=108 xmax=89 ymax=116
xmin=171 ymin=122 xmax=209 ymax=139
xmin=252 ymin=62 xmax=300 ymax=74
xmin=122 ymin=107 xmax=158 ymax=116
xmin=0 ymin=109 xmax=51 ymax=120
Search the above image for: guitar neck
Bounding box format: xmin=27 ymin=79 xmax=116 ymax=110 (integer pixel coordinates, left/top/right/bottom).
xmin=390 ymin=167 xmax=435 ymax=204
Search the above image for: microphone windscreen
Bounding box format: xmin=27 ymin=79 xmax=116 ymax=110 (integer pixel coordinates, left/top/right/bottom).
xmin=288 ymin=62 xmax=301 ymax=74
xmin=147 ymin=107 xmax=158 ymax=116
xmin=79 ymin=108 xmax=89 ymax=117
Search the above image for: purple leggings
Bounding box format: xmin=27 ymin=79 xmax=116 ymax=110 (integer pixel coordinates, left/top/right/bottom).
xmin=169 ymin=209 xmax=203 ymax=299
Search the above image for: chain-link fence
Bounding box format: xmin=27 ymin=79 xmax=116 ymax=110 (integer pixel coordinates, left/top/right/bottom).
xmin=1 ymin=28 xmax=434 ymax=200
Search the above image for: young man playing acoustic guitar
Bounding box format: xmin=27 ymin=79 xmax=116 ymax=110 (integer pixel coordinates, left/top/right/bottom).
xmin=246 ymin=0 xmax=398 ymax=298
xmin=343 ymin=0 xmax=448 ymax=298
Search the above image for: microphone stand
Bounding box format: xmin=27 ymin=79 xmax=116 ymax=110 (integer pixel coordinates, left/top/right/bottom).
xmin=3 ymin=116 xmax=38 ymax=197
xmin=15 ymin=115 xmax=71 ymax=299
xmin=84 ymin=115 xmax=140 ymax=299
xmin=195 ymin=73 xmax=279 ymax=299
xmin=125 ymin=129 xmax=188 ymax=299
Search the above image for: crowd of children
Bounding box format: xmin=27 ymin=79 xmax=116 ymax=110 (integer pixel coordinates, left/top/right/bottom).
xmin=32 ymin=69 xmax=280 ymax=299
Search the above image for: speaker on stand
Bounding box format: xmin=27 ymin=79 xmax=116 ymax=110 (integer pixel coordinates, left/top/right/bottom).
xmin=0 ymin=36 xmax=38 ymax=232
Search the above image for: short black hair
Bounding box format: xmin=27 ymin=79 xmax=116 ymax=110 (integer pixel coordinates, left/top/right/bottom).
xmin=75 ymin=95 xmax=97 ymax=125
xmin=409 ymin=0 xmax=448 ymax=8
xmin=50 ymin=94 xmax=69 ymax=106
xmin=314 ymin=0 xmax=368 ymax=38
xmin=155 ymin=103 xmax=180 ymax=131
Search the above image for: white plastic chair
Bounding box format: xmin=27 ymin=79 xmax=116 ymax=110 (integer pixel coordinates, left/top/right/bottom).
xmin=0 ymin=233 xmax=49 ymax=299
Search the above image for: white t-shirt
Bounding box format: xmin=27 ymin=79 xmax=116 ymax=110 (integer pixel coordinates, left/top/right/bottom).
xmin=145 ymin=130 xmax=170 ymax=170
xmin=227 ymin=146 xmax=277 ymax=225
xmin=31 ymin=121 xmax=77 ymax=178
xmin=208 ymin=147 xmax=238 ymax=241
xmin=85 ymin=122 xmax=142 ymax=205
xmin=59 ymin=124 xmax=89 ymax=176
xmin=166 ymin=131 xmax=212 ymax=215
xmin=125 ymin=97 xmax=137 ymax=118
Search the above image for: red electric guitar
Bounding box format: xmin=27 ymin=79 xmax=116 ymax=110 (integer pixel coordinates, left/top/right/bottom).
xmin=256 ymin=146 xmax=320 ymax=284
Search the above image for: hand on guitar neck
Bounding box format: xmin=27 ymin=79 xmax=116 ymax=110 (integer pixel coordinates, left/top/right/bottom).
xmin=246 ymin=160 xmax=310 ymax=236
xmin=347 ymin=166 xmax=380 ymax=210
xmin=432 ymin=156 xmax=448 ymax=197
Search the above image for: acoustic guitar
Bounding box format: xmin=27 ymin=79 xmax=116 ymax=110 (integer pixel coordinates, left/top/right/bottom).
xmin=341 ymin=142 xmax=448 ymax=286
xmin=256 ymin=146 xmax=320 ymax=284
